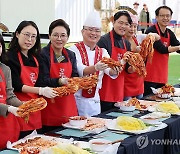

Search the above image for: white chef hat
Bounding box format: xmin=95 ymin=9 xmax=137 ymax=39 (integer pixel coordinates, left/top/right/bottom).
xmin=83 ymin=11 xmax=101 ymax=28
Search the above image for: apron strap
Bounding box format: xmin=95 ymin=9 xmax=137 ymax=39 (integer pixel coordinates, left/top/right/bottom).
xmin=110 ymin=31 xmax=127 ymax=50
xmin=17 ymin=52 xmax=39 ymax=67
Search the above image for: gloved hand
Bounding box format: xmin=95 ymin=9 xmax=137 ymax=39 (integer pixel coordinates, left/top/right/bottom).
xmin=94 ymin=61 xmax=108 ymax=71
xmin=136 ymin=46 xmax=141 ymax=52
xmin=148 ymin=33 xmax=160 ymax=41
xmin=58 ymin=78 xmax=68 ymax=85
xmin=8 ymin=106 xmax=20 ymax=117
xmin=39 ymin=87 xmax=58 ymax=98
xmin=110 ymin=66 xmax=123 ymax=75
xmin=121 ymin=51 xmax=132 ymax=63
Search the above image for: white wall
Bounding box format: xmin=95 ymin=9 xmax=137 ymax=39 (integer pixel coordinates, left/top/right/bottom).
xmin=55 ymin=0 xmax=94 ymax=42
xmin=0 ymin=0 xmax=55 ymax=34
xmin=0 ymin=0 xmax=94 ymax=42
xmin=0 ymin=0 xmax=179 ymax=43
xmin=118 ymin=0 xmax=180 ymax=22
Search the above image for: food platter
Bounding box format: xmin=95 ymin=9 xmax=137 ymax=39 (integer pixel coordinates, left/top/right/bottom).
xmin=7 ymin=134 xmax=72 ymax=153
xmin=106 ymin=118 xmax=167 ymax=134
xmin=62 ymin=117 xmax=109 ymax=134
xmin=115 ymin=99 xmax=157 ymax=111
xmin=145 ymin=95 xmax=172 ymax=102
xmin=140 ymin=112 xmax=171 ymax=124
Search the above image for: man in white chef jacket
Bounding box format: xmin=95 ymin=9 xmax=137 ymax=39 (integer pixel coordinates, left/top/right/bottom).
xmin=69 ymin=11 xmax=123 ymax=116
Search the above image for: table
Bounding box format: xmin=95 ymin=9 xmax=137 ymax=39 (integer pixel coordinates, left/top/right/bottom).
xmin=99 ymin=109 xmax=166 ymax=154
xmin=1 ymin=107 xmax=180 ymax=154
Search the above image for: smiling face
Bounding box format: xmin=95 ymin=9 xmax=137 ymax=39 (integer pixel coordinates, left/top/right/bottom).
xmin=16 ymin=25 xmax=37 ymax=52
xmin=49 ymin=26 xmax=68 ymax=51
xmin=125 ymin=23 xmax=138 ymax=38
xmin=81 ymin=26 xmax=101 ymax=48
xmin=113 ymin=15 xmax=130 ymax=36
xmin=156 ymin=8 xmax=172 ymax=28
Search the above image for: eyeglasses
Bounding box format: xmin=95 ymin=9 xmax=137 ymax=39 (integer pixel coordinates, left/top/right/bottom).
xmin=21 ymin=32 xmax=37 ymax=41
xmin=158 ymin=14 xmax=171 ymax=18
xmin=83 ymin=27 xmax=101 ymax=33
xmin=51 ymin=33 xmax=68 ymax=40
xmin=117 ymin=21 xmax=130 ymax=27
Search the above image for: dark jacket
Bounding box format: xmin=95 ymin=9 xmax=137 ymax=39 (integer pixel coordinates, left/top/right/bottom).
xmin=40 ymin=43 xmax=79 ymax=87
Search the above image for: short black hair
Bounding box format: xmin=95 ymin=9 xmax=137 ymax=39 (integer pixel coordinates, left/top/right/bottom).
xmin=49 ymin=19 xmax=70 ymax=37
xmin=114 ymin=11 xmax=132 ymax=25
xmin=155 ymin=6 xmax=173 ymax=16
xmin=133 ymin=2 xmax=139 ymax=5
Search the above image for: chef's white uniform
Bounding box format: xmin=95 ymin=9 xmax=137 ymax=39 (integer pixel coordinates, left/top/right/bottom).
xmin=69 ymin=43 xmax=117 ymax=116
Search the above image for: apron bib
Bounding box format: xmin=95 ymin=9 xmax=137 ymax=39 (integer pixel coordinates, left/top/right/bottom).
xmin=145 ymin=24 xmax=170 ymax=83
xmin=99 ymin=31 xmax=126 ymax=102
xmin=124 ymin=36 xmax=144 ymax=97
xmin=75 ymin=42 xmax=102 ymax=98
xmin=0 ymin=67 xmax=20 ymax=149
xmin=15 ymin=52 xmax=41 ymax=131
xmin=41 ymin=45 xmax=78 ymax=126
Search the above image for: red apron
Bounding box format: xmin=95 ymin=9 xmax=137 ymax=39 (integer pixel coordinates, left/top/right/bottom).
xmin=15 ymin=52 xmax=41 ymax=131
xmin=0 ymin=67 xmax=20 ymax=149
xmin=124 ymin=36 xmax=144 ymax=97
xmin=145 ymin=24 xmax=170 ymax=83
xmin=99 ymin=31 xmax=126 ymax=102
xmin=75 ymin=42 xmax=102 ymax=98
xmin=41 ymin=46 xmax=78 ymax=126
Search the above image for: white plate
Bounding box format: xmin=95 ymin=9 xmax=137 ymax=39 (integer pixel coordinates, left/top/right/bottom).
xmin=62 ymin=122 xmax=84 ymax=129
xmin=114 ymin=102 xmax=126 ymax=108
xmin=140 ymin=118 xmax=162 ymax=125
xmin=172 ymin=97 xmax=180 ymax=102
xmin=120 ymin=105 xmax=135 ymax=112
xmin=174 ymin=88 xmax=180 ymax=97
xmin=7 ymin=134 xmax=72 ymax=152
xmin=157 ymin=93 xmax=172 ymax=98
xmin=106 ymin=119 xmax=167 ymax=134
xmin=106 ymin=119 xmax=152 ymax=134
xmin=139 ymin=112 xmax=170 ymax=125
xmin=115 ymin=101 xmax=149 ymax=111
xmin=174 ymin=101 xmax=180 ymax=108
xmin=148 ymin=106 xmax=157 ymax=112
xmin=63 ymin=117 xmax=109 ymax=134
xmin=141 ymin=112 xmax=171 ymax=119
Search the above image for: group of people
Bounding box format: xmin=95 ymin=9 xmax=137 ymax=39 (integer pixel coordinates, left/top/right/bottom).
xmin=0 ymin=5 xmax=180 ymax=149
xmin=133 ymin=2 xmax=152 ymax=33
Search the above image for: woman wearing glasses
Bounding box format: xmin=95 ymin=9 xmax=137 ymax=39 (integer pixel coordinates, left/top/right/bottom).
xmin=40 ymin=19 xmax=78 ymax=133
xmin=4 ymin=21 xmax=58 ymax=138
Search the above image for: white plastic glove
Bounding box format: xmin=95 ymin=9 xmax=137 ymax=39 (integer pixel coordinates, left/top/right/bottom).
xmin=121 ymin=51 xmax=132 ymax=63
xmin=148 ymin=33 xmax=160 ymax=41
xmin=39 ymin=87 xmax=58 ymax=98
xmin=8 ymin=106 xmax=19 ymax=117
xmin=110 ymin=66 xmax=123 ymax=75
xmin=136 ymin=46 xmax=141 ymax=52
xmin=58 ymin=78 xmax=68 ymax=85
xmin=94 ymin=61 xmax=108 ymax=71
